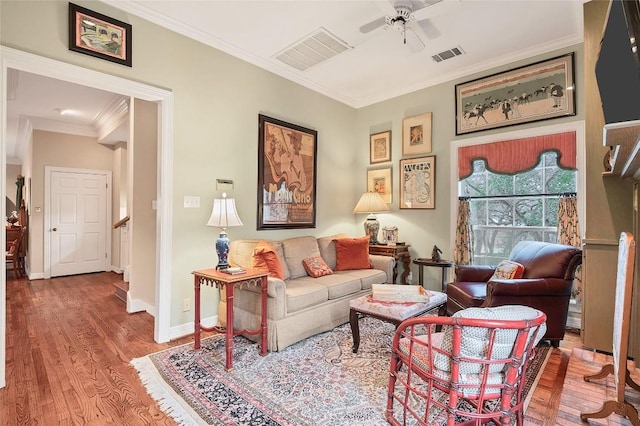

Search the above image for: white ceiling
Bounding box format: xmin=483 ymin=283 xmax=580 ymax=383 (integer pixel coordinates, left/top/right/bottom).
xmin=6 ymin=0 xmax=585 ymax=163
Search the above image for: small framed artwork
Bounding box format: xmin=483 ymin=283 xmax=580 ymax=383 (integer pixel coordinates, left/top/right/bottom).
xmin=400 ymin=156 xmax=435 ymax=209
xmin=257 ymin=114 xmax=317 ymax=230
xmin=455 ymin=53 xmax=575 ymax=135
xmin=402 ymin=112 xmax=432 ymax=157
xmin=370 ymin=131 xmax=391 ymax=164
xmin=367 ymin=167 xmax=392 ymax=203
xmin=69 ymin=3 xmax=132 ymax=67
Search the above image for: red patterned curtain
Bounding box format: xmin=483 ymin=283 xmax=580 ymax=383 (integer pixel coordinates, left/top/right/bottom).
xmin=458 ymin=131 xmax=576 ymax=179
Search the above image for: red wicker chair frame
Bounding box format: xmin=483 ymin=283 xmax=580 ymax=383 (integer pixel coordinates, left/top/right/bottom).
xmin=386 ymin=310 xmax=546 ymax=426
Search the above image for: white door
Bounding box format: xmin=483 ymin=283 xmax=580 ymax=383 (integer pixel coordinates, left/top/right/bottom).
xmin=50 ymin=170 xmax=108 ymax=277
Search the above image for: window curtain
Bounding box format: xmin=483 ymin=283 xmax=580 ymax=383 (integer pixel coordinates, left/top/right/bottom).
xmin=454 ymin=199 xmax=474 ymax=265
xmin=557 ymin=194 xmax=582 ymax=301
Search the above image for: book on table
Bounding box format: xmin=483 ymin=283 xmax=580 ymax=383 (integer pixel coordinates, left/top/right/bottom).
xmin=371 ymin=284 xmax=430 ymax=303
xmin=220 ymin=267 xmax=246 ymax=275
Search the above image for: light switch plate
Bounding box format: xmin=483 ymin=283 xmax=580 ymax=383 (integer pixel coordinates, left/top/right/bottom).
xmin=184 ymin=196 xmax=200 ymax=208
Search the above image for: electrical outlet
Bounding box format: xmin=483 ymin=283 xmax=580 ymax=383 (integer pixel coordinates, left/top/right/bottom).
xmin=182 ymin=298 xmax=191 ymax=312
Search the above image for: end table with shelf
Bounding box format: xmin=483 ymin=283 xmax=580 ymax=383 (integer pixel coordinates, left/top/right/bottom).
xmin=412 ymin=258 xmax=454 ymax=291
xmin=192 ymin=268 xmax=269 ymax=370
xmin=368 ymin=244 xmax=411 ymax=284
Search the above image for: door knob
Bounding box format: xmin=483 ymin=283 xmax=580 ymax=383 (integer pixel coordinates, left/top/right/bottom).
xmin=52 ymin=228 xmax=57 ymax=231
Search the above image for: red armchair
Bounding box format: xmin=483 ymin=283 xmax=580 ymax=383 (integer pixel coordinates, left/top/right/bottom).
xmin=446 ymin=240 xmax=582 ymax=347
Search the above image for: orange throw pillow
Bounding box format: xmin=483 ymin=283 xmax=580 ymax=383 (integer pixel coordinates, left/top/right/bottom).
xmin=252 ymin=240 xmax=285 ymax=280
xmin=491 ymin=260 xmax=525 ymax=280
xmin=302 ymin=256 xmax=333 ymax=278
xmin=333 ymin=236 xmax=372 ymax=271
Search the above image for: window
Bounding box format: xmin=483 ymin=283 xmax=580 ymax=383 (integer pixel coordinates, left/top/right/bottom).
xmin=459 ymin=151 xmax=577 ymax=265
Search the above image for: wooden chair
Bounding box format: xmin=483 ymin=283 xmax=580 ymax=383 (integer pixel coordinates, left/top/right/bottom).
xmin=6 ymin=226 xmax=25 ymax=278
xmin=386 ymin=305 xmax=546 ymax=426
xmin=581 ymin=232 xmax=640 ymax=424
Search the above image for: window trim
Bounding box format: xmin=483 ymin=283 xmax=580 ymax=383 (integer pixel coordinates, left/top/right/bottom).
xmin=449 ymin=120 xmax=586 ymax=259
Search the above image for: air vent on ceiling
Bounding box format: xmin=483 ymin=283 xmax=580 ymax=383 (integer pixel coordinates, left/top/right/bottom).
xmin=274 ymin=27 xmax=352 ymax=72
xmin=432 ymin=46 xmax=465 ymax=63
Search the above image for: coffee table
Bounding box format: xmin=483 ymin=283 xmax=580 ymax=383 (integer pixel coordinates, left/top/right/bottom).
xmin=349 ymin=290 xmax=447 ymax=353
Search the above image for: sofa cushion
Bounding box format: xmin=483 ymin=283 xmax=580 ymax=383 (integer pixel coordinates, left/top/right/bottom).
xmin=282 ymin=236 xmax=322 ymax=279
xmin=285 ymin=280 xmax=329 ymax=313
xmin=252 ymin=240 xmax=285 ymax=279
xmin=334 ymin=236 xmax=372 ymax=271
xmin=302 ymin=256 xmax=333 ymax=278
xmin=317 ymin=233 xmax=348 ymax=270
xmin=491 ymin=259 xmax=525 ymax=280
xmin=335 ymin=269 xmax=388 ymax=290
xmin=296 ymin=274 xmax=362 ymax=299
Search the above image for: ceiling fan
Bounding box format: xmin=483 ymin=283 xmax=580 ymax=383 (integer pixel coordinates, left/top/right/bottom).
xmin=359 ymin=0 xmax=451 ymax=53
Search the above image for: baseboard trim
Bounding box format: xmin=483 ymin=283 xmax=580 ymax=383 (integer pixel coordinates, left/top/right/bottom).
xmin=127 ymin=294 xmax=156 ymax=316
xmin=169 ymin=316 xmax=218 ymax=341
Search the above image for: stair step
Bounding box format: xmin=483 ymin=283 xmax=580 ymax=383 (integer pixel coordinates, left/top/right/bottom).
xmin=113 ymin=281 xmax=129 ymax=303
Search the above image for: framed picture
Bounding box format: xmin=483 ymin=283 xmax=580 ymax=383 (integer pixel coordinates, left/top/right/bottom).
xmin=400 ymin=156 xmax=435 ymax=209
xmin=402 ymin=112 xmax=432 ymax=156
xmin=370 ymin=131 xmax=391 ymax=164
xmin=257 ymin=114 xmax=317 ymax=230
xmin=68 ymin=3 xmax=132 ymax=67
xmin=455 ymin=53 xmax=575 ymax=135
xmin=367 ymin=167 xmax=392 ymax=203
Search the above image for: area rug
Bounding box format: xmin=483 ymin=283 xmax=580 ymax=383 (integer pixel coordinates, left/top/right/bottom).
xmin=132 ymin=318 xmax=551 ymax=425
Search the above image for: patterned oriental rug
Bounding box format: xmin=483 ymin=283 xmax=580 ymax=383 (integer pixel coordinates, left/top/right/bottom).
xmin=132 ymin=317 xmax=551 ymax=425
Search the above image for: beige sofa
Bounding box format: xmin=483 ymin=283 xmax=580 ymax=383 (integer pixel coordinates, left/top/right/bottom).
xmin=224 ymin=234 xmax=394 ymax=351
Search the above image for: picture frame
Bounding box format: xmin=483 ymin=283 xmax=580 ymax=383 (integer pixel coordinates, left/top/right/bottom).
xmin=370 ymin=131 xmax=391 ymax=164
xmin=367 ymin=167 xmax=392 ymax=203
xmin=455 ymin=53 xmax=575 ymax=135
xmin=400 ymin=156 xmax=435 ymax=209
xmin=257 ymin=114 xmax=317 ymax=230
xmin=402 ymin=112 xmax=432 ymax=156
xmin=68 ymin=3 xmax=132 ymax=67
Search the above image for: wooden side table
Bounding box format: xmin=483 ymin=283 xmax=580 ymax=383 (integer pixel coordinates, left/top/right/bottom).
xmin=192 ymin=268 xmax=269 ymax=370
xmin=413 ymin=258 xmax=454 ymax=291
xmin=368 ymin=244 xmax=411 ymax=284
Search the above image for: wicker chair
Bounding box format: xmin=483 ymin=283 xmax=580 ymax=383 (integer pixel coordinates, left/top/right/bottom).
xmin=386 ymin=305 xmax=546 ymax=426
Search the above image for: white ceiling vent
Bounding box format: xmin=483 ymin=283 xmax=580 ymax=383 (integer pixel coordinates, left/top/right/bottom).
xmin=432 ymin=46 xmax=465 ymax=63
xmin=274 ymin=27 xmax=352 ymax=72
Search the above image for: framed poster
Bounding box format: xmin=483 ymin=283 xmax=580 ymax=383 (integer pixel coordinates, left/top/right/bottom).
xmin=68 ymin=3 xmax=132 ymax=67
xmin=370 ymin=131 xmax=391 ymax=164
xmin=402 ymin=112 xmax=432 ymax=156
xmin=400 ymin=156 xmax=435 ymax=209
xmin=455 ymin=53 xmax=575 ymax=135
xmin=257 ymin=114 xmax=317 ymax=229
xmin=367 ymin=167 xmax=392 ymax=203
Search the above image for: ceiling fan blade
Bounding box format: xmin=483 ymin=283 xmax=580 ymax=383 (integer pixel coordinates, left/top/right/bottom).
xmin=404 ymin=27 xmax=425 ymax=53
xmin=416 ymin=18 xmax=441 ymax=39
xmin=359 ymin=16 xmax=387 ymax=33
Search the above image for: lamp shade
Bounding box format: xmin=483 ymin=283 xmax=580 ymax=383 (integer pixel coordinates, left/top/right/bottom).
xmin=353 ymin=191 xmax=390 ymax=214
xmin=207 ymin=193 xmax=243 ymax=269
xmin=207 ymin=193 xmax=243 ymax=229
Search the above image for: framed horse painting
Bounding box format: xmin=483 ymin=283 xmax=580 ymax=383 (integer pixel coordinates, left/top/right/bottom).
xmin=455 ymin=53 xmax=575 ymax=135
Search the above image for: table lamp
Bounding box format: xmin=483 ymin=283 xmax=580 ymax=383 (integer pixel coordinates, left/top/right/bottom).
xmin=207 ymin=193 xmax=243 ymax=269
xmin=353 ymin=191 xmax=390 ymax=244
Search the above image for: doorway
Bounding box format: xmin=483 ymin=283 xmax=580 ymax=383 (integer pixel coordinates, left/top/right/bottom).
xmin=0 ymin=46 xmax=174 ymax=388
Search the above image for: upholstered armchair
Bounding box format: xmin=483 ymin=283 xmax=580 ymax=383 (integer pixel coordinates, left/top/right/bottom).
xmin=446 ymin=240 xmax=582 ymax=347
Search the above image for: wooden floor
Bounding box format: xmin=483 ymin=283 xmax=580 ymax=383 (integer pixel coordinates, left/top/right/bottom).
xmin=0 ymin=272 xmax=636 ymax=425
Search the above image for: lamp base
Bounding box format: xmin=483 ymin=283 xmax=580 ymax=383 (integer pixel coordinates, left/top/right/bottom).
xmin=364 ymin=216 xmax=380 ymax=245
xmin=216 ymin=231 xmax=230 ymax=270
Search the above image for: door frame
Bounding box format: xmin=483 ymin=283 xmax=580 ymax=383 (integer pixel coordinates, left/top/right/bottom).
xmin=0 ymin=46 xmax=175 ymax=388
xmin=44 ymin=167 xmax=113 ymax=278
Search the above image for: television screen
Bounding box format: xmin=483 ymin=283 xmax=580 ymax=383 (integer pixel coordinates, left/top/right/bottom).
xmin=596 ymin=0 xmax=640 ymax=125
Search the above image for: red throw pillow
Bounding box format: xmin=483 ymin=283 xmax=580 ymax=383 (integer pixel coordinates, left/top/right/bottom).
xmin=252 ymin=240 xmax=285 ymax=280
xmin=491 ymin=260 xmax=525 ymax=280
xmin=302 ymin=256 xmax=333 ymax=278
xmin=333 ymin=236 xmax=372 ymax=271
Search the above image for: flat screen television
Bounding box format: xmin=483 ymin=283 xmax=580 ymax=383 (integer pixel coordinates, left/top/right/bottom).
xmin=596 ymin=0 xmax=640 ymax=125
